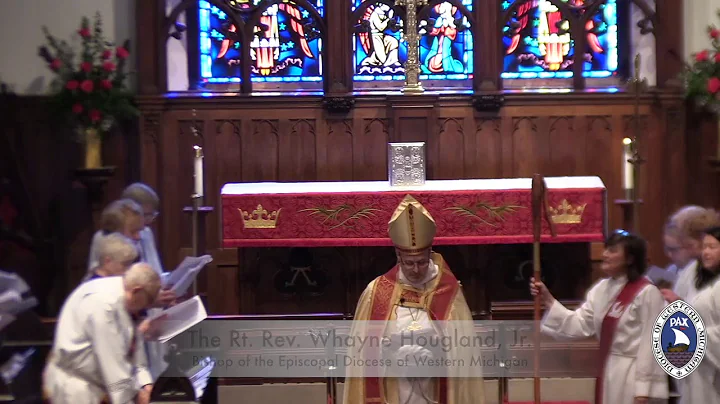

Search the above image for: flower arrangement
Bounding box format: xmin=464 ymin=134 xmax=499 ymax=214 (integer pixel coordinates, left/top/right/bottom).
xmin=685 ymin=18 xmax=720 ymax=113
xmin=38 ymin=13 xmax=138 ymax=135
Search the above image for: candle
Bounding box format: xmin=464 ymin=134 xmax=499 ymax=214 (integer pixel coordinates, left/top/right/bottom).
xmin=194 ymin=145 xmax=204 ymax=197
xmin=622 ymin=137 xmax=633 ymax=191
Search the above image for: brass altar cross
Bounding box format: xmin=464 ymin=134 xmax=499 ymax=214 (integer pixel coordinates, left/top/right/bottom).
xmin=395 ymin=0 xmax=427 ymax=94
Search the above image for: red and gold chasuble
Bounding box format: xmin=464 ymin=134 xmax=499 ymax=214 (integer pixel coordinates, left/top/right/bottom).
xmin=595 ymin=277 xmax=650 ymax=404
xmin=363 ymin=254 xmax=460 ymax=404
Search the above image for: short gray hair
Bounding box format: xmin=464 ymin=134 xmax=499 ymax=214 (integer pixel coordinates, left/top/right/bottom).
xmin=96 ymin=233 xmax=138 ymax=265
xmin=100 ymin=199 xmax=143 ymax=233
xmin=123 ymin=263 xmax=161 ymax=295
xmin=122 ymin=183 xmax=160 ymax=210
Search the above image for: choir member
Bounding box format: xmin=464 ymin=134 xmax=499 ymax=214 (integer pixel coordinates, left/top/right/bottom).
xmin=675 ymin=226 xmax=720 ymax=404
xmin=342 ymin=195 xmax=484 ymax=404
xmin=86 ymin=233 xmax=139 ymax=280
xmin=87 ymin=199 xmax=145 ymax=274
xmin=530 ymin=229 xmax=668 ymax=404
xmin=43 ymin=263 xmax=161 ymax=404
xmin=661 ymin=206 xmax=720 ymax=303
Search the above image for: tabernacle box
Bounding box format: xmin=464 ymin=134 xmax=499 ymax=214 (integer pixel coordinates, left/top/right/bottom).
xmin=388 ymin=142 xmax=426 ymax=186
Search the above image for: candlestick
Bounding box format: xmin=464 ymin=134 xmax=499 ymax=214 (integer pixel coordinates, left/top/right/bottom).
xmin=193 ymin=145 xmax=204 ymax=197
xmin=622 ymin=137 xmax=634 ymax=199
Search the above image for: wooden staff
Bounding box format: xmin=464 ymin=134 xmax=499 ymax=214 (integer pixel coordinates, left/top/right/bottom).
xmin=531 ymin=173 xmax=557 ymax=404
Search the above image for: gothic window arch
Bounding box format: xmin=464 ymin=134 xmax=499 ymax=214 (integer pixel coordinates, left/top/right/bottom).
xmin=351 ymin=0 xmax=474 ymax=91
xmin=501 ymin=0 xmax=624 ymax=87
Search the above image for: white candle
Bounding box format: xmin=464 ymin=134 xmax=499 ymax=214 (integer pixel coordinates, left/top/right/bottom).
xmin=622 ymin=138 xmax=633 ymax=191
xmin=194 ymin=145 xmax=204 ymax=197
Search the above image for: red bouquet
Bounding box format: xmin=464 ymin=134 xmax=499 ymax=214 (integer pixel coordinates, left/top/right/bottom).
xmin=38 ymin=13 xmax=138 ymax=134
xmin=685 ymin=13 xmax=720 ymax=113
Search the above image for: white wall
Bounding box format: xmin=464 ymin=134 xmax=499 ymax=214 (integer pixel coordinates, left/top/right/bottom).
xmin=0 ymin=0 xmax=135 ymax=95
xmin=685 ymin=0 xmax=720 ymax=57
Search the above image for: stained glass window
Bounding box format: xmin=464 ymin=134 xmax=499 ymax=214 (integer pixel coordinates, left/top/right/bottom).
xmin=352 ymin=0 xmax=473 ymax=85
xmin=198 ymin=0 xmax=325 ymax=85
xmin=418 ymin=1 xmax=473 ymax=81
xmin=501 ymin=0 xmax=618 ymax=79
xmin=352 ymin=0 xmax=407 ymax=83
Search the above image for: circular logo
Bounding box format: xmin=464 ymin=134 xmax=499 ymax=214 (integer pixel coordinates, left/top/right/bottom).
xmin=652 ymin=300 xmax=706 ymax=379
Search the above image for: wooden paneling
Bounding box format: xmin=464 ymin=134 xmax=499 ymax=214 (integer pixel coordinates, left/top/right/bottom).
xmin=130 ymin=92 xmax=692 ymax=315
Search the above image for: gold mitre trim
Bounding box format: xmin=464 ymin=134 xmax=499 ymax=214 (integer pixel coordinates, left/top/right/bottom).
xmin=388 ymin=195 xmax=436 ymax=254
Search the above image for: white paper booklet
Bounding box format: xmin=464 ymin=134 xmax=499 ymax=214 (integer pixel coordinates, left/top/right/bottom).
xmin=163 ymin=255 xmax=213 ymax=295
xmin=147 ymin=296 xmax=207 ymax=343
xmin=646 ymin=265 xmax=678 ymax=288
xmin=0 ymin=272 xmax=29 ymax=295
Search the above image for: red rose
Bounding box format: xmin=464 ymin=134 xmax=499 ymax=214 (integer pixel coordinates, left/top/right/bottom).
xmin=116 ymin=47 xmax=129 ymax=59
xmin=101 ymin=79 xmax=113 ymax=90
xmin=50 ymin=59 xmax=61 ymax=71
xmin=711 ymin=29 xmax=720 ymax=39
xmin=102 ymin=49 xmax=112 ymax=59
xmin=715 ymin=53 xmax=720 ymax=63
xmin=89 ymin=109 xmax=102 ymax=122
xmin=80 ymin=62 xmax=92 ymax=73
xmin=66 ymin=80 xmax=79 ymax=90
xmin=72 ymin=103 xmax=83 ymax=114
xmin=78 ymin=28 xmax=91 ymax=38
xmin=696 ymin=50 xmax=710 ymax=62
xmin=80 ymin=80 xmax=94 ymax=93
xmin=708 ymin=77 xmax=720 ymax=94
xmin=102 ymin=61 xmax=116 ymax=72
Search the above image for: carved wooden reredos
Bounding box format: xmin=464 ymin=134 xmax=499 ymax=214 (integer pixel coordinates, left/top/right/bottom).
xmin=129 ymin=0 xmax=697 ymax=316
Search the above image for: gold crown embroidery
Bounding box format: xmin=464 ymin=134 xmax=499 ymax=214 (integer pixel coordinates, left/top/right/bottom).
xmin=239 ymin=205 xmax=281 ymax=229
xmin=549 ymin=200 xmax=586 ymax=224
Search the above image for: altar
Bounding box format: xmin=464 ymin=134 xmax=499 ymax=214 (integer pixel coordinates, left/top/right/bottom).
xmin=221 ymin=176 xmax=607 ymax=248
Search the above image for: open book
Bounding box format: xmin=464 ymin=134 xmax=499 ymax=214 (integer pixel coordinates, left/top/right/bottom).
xmin=162 ymin=255 xmax=213 ymax=296
xmin=147 ymin=295 xmax=207 ymax=343
xmin=646 ymin=265 xmax=678 ymax=289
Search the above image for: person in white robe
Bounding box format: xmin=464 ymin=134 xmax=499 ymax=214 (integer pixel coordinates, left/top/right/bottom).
xmin=86 ymin=233 xmax=139 ymax=281
xmin=43 ymin=263 xmax=162 ymax=404
xmin=674 ymin=226 xmax=720 ymax=404
xmin=531 ymin=229 xmax=668 ymax=404
xmin=659 ymin=206 xmax=720 ymax=303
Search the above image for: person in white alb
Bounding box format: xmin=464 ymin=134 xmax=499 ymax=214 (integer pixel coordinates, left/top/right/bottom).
xmin=531 ymin=229 xmax=668 ymax=404
xmin=43 ymin=263 xmax=161 ymax=404
xmin=86 ymin=233 xmax=139 ymax=281
xmin=86 ymin=199 xmax=145 ymax=275
xmin=672 ymin=226 xmax=720 ymax=404
xmin=659 ymin=206 xmax=720 ymax=304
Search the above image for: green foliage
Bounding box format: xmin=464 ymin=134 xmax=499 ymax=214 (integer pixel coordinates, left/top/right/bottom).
xmin=38 ymin=12 xmax=138 ymax=135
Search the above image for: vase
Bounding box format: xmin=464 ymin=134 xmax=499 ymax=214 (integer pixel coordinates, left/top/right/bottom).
xmin=84 ymin=128 xmax=102 ymax=169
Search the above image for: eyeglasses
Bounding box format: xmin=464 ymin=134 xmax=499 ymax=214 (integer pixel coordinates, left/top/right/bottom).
xmin=144 ymin=211 xmax=159 ymax=222
xmin=613 ymin=229 xmax=630 ymax=237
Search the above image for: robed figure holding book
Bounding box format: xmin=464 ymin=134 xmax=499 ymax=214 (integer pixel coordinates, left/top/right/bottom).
xmin=342 ymin=195 xmax=485 ymax=404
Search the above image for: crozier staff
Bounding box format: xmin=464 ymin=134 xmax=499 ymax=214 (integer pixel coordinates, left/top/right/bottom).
xmin=530 ymin=230 xmax=667 ymax=404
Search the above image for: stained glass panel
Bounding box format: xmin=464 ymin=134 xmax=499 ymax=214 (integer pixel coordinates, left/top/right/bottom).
xmin=198 ymin=0 xmax=325 ymax=85
xmin=352 ymin=0 xmax=407 ymax=82
xmin=418 ymin=0 xmax=473 ymax=81
xmin=501 ymin=0 xmax=618 ymax=79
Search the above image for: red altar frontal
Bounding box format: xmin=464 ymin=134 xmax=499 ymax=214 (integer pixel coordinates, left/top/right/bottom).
xmin=221 ymin=177 xmax=607 ymax=247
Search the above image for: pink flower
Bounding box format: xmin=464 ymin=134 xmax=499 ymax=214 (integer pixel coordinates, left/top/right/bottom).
xmin=100 ymin=79 xmax=113 ymax=90
xmin=50 ymin=59 xmax=61 ymax=71
xmin=102 ymin=49 xmax=112 ymax=60
xmin=696 ymin=50 xmax=710 ymax=62
xmin=707 ymin=77 xmax=720 ymax=94
xmin=78 ymin=28 xmax=91 ymax=38
xmin=102 ymin=61 xmax=116 ymax=72
xmin=711 ymin=29 xmax=720 ymax=39
xmin=65 ymin=80 xmax=79 ymax=90
xmin=89 ymin=109 xmax=102 ymax=122
xmin=80 ymin=80 xmax=94 ymax=93
xmin=715 ymin=53 xmax=720 ymax=63
xmin=116 ymin=47 xmax=129 ymax=59
xmin=80 ymin=62 xmax=92 ymax=73
xmin=72 ymin=103 xmax=83 ymax=114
